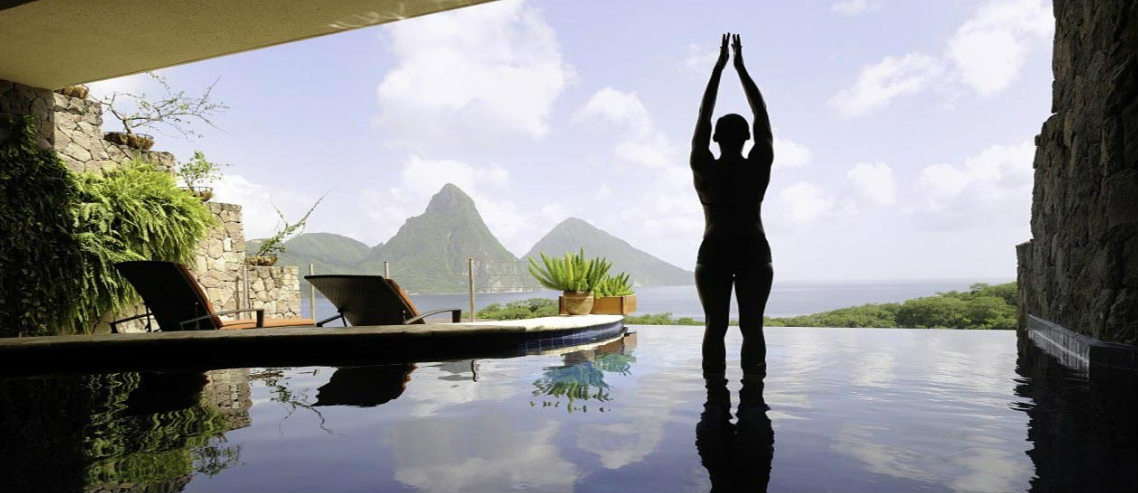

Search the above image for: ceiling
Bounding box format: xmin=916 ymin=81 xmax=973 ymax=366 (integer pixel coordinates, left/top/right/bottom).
xmin=0 ymin=0 xmax=496 ymax=89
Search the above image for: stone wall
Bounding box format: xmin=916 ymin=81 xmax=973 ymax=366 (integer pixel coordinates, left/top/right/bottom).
xmin=1 ymin=79 xmax=174 ymax=173
xmin=193 ymin=202 xmax=246 ymax=315
xmin=2 ymin=78 xmax=302 ymax=333
xmin=247 ymin=266 xmax=304 ymax=319
xmin=1017 ymin=0 xmax=1138 ymax=344
xmin=51 ymin=92 xmax=175 ymax=173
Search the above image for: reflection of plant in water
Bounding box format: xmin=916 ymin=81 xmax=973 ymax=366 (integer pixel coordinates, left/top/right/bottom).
xmin=0 ymin=370 xmax=246 ymax=491
xmin=531 ymin=353 xmax=636 ymax=413
xmin=249 ymin=368 xmax=331 ymax=433
xmin=81 ymin=372 xmax=242 ymax=490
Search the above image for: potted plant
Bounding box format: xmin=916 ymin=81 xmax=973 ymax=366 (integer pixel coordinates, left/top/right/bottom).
xmin=176 ymin=150 xmax=228 ymax=201
xmin=247 ymin=197 xmax=322 ymax=266
xmin=528 ymin=249 xmax=611 ymax=315
xmin=97 ymin=72 xmax=227 ymax=150
xmin=55 ymin=84 xmax=89 ymax=99
xmin=592 ymin=272 xmax=637 ymax=315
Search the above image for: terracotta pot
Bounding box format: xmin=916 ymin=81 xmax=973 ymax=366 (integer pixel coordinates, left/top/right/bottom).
xmin=188 ymin=187 xmax=213 ymax=201
xmin=56 ymin=85 xmax=90 ymax=99
xmin=104 ymin=131 xmax=130 ymax=146
xmin=591 ymin=294 xmax=637 ymax=315
xmin=246 ymin=255 xmax=277 ymax=266
xmin=560 ymin=292 xmax=595 ymax=315
xmin=104 ymin=131 xmax=155 ymax=150
xmin=126 ymin=133 xmax=155 ymax=150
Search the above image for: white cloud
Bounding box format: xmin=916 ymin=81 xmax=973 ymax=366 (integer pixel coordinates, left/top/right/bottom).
xmin=847 ymin=162 xmax=897 ymax=205
xmin=574 ymin=87 xmax=680 ymax=169
xmin=947 ymin=0 xmax=1053 ymax=94
xmin=773 ymin=136 xmax=813 ymax=168
xmin=829 ymin=54 xmax=946 ymax=118
xmin=831 ymin=0 xmax=1052 ymax=116
xmin=831 ymin=0 xmax=883 ymax=16
xmin=212 ymin=174 xmax=321 ymax=240
xmin=778 ymin=182 xmax=835 ymax=225
xmin=374 ymin=0 xmax=574 ymax=148
xmin=573 ymin=87 xmax=653 ymax=137
xmin=683 ymin=43 xmax=719 ymax=73
xmin=916 ymin=140 xmax=1035 ymax=229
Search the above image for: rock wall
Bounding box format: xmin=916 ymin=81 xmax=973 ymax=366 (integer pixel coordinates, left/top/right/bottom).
xmin=193 ymin=202 xmax=246 ymax=315
xmin=1017 ymin=0 xmax=1138 ymax=344
xmin=247 ymin=266 xmax=304 ymax=319
xmin=2 ymin=78 xmax=302 ymax=333
xmin=1 ymin=79 xmax=174 ymax=173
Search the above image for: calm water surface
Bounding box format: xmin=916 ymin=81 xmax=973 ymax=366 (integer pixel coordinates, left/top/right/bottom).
xmin=304 ymin=279 xmax=1013 ymax=322
xmin=2 ymin=327 xmax=1134 ymax=492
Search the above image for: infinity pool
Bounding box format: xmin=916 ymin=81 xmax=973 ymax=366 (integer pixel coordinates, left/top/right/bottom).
xmin=1 ymin=326 xmax=1134 ymax=492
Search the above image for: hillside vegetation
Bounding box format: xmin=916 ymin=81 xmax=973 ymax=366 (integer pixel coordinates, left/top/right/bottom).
xmin=478 ymin=282 xmax=1019 ymax=330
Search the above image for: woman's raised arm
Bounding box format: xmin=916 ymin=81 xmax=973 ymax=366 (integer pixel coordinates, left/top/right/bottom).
xmin=732 ymin=34 xmax=773 ymax=164
xmin=693 ymin=34 xmax=730 ymax=165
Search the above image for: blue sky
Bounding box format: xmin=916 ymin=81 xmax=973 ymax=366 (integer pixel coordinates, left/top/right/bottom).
xmin=89 ymin=0 xmax=1054 ymax=281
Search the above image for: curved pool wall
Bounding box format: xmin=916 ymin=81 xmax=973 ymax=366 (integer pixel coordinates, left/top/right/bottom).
xmin=1 ymin=326 xmax=1135 ymax=492
xmin=0 ymin=316 xmax=627 ymax=376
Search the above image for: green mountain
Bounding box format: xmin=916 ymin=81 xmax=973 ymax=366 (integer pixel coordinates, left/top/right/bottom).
xmin=372 ymin=183 xmax=536 ymax=294
xmin=250 ymin=186 xmax=690 ymax=293
xmin=523 ymin=217 xmax=693 ymax=287
xmin=255 ymin=184 xmax=536 ymax=294
xmin=248 ymin=232 xmax=378 ymax=280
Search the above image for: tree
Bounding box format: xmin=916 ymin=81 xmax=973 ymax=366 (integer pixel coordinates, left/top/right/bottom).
xmin=98 ymin=73 xmax=228 ymax=138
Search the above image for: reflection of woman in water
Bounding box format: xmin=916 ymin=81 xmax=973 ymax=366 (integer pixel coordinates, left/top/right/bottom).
xmin=696 ymin=371 xmax=774 ymax=492
xmin=692 ymin=33 xmax=775 ymax=374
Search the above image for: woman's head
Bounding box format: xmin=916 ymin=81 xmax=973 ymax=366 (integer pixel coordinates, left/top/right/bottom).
xmin=713 ymin=113 xmax=750 ymax=153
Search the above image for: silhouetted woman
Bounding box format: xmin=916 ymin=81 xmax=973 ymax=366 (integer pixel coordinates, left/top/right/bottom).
xmin=692 ymin=33 xmax=774 ymax=375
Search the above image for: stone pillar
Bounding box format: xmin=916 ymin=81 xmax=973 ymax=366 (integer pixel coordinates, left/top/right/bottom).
xmin=192 ymin=203 xmax=246 ymax=317
xmin=247 ymin=266 xmax=303 ymax=319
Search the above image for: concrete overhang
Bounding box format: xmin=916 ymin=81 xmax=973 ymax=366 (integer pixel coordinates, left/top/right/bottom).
xmin=0 ymin=0 xmax=496 ymax=89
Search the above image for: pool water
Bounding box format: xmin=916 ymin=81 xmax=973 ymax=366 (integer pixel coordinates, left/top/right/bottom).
xmin=1 ymin=326 xmax=1134 ymax=492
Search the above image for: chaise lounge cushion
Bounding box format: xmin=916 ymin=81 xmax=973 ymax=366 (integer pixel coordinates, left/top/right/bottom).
xmin=220 ymin=317 xmax=317 ymax=330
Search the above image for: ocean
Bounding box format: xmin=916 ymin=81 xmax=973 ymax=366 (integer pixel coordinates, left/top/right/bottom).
xmin=300 ymin=278 xmax=1011 ymax=324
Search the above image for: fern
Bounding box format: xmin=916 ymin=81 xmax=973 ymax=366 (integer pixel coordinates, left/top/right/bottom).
xmin=70 ymin=160 xmax=216 ymax=331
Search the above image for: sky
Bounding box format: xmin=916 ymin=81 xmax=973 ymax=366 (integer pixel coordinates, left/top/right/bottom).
xmin=87 ymin=0 xmax=1055 ymax=281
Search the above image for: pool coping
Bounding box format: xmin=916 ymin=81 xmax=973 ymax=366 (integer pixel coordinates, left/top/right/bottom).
xmin=0 ymin=315 xmax=626 ymax=376
xmin=1026 ymin=314 xmax=1137 ymax=378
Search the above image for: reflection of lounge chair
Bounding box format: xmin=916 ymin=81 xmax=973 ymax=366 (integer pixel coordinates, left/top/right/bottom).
xmin=113 ymin=261 xmax=315 ymax=332
xmin=314 ymin=364 xmax=415 ymax=407
xmin=305 ymin=275 xmax=461 ymax=327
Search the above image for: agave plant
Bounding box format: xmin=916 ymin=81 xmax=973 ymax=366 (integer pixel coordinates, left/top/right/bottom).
xmin=595 ymin=272 xmax=634 ymax=297
xmin=528 ymin=249 xmax=611 ymax=294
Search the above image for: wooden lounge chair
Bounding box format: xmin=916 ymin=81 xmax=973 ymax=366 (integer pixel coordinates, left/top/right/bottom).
xmin=113 ymin=260 xmax=315 ymax=332
xmin=305 ymin=274 xmax=462 ymax=327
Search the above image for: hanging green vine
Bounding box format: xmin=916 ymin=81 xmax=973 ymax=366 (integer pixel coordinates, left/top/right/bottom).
xmin=0 ymin=115 xmax=84 ymax=336
xmin=0 ymin=116 xmax=215 ymax=336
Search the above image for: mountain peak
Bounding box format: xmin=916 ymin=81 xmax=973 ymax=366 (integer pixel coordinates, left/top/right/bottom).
xmin=554 ymin=217 xmax=596 ymax=230
xmin=525 ymin=218 xmax=693 ymax=286
xmin=426 ymin=183 xmax=476 ymax=214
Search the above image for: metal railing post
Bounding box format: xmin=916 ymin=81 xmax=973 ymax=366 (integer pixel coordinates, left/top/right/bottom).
xmin=384 ymin=261 xmax=390 ymax=279
xmin=308 ymin=263 xmax=316 ymax=320
xmin=468 ymin=258 xmax=476 ymax=322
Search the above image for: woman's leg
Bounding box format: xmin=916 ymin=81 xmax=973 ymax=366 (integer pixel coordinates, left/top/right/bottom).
xmin=735 ymin=261 xmax=773 ymax=374
xmin=696 ymin=262 xmax=734 ymax=373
